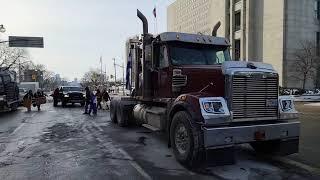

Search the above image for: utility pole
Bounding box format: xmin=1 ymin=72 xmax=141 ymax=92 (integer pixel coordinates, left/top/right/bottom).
xmin=122 ymin=62 xmax=125 ymax=95
xmin=100 ymin=56 xmax=103 ymax=87
xmin=113 ymin=58 xmax=117 ymax=84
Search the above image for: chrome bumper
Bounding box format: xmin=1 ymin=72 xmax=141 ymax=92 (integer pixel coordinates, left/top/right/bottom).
xmin=203 ymin=121 xmax=300 ymax=148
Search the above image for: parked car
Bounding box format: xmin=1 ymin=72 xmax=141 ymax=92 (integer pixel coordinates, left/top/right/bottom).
xmin=18 ymin=88 xmax=27 ymax=105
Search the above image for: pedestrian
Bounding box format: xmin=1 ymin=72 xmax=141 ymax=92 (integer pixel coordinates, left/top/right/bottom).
xmin=102 ymin=89 xmax=111 ymax=110
xmin=96 ymin=89 xmax=102 ymax=110
xmin=83 ymin=87 xmax=91 ymax=114
xmin=34 ymin=89 xmax=46 ymax=111
xmin=53 ymin=88 xmax=59 ymax=107
xmin=23 ymin=90 xmax=33 ymax=112
xmin=89 ymin=91 xmax=97 ymax=116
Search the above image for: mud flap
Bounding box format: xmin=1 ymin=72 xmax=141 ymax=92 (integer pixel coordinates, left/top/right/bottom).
xmin=205 ymin=146 xmax=235 ymax=166
xmin=272 ymin=138 xmax=300 ymax=156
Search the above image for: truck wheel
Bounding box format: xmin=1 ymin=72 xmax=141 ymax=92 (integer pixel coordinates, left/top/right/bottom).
xmin=170 ymin=111 xmax=203 ymax=168
xmin=110 ymin=100 xmax=117 ymax=123
xmin=11 ymin=102 xmax=18 ymax=111
xmin=117 ymin=102 xmax=128 ymax=127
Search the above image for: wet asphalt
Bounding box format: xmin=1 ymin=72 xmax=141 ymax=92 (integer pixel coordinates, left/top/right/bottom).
xmin=0 ymin=104 xmax=319 ymax=180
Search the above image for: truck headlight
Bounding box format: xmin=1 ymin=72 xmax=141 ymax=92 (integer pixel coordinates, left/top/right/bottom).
xmin=202 ymin=101 xmax=224 ymax=114
xmin=0 ymin=95 xmax=5 ymax=101
xmin=199 ymin=97 xmax=231 ymax=124
xmin=64 ymin=94 xmax=69 ymax=98
xmin=279 ymin=96 xmax=299 ymax=119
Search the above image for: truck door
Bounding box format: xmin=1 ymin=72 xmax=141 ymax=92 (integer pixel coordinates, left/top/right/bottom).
xmin=154 ymin=45 xmax=171 ymax=97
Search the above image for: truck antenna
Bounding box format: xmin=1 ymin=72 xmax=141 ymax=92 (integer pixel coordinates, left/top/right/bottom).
xmin=199 ymin=82 xmax=214 ymax=93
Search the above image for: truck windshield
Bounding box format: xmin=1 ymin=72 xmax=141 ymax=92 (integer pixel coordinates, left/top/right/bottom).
xmin=63 ymin=87 xmax=81 ymax=92
xmin=170 ymin=44 xmax=230 ymax=65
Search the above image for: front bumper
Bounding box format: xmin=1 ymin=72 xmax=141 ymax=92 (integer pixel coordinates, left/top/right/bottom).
xmin=203 ymin=121 xmax=300 ymax=148
xmin=64 ymin=98 xmax=84 ymax=103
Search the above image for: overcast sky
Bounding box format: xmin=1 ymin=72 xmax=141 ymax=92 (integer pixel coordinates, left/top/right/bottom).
xmin=0 ymin=0 xmax=174 ymax=80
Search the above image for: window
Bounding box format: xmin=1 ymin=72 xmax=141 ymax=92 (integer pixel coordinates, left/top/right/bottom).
xmin=235 ymin=40 xmax=241 ymax=60
xmin=235 ymin=11 xmax=241 ymax=31
xmin=159 ymin=46 xmax=169 ymax=68
xmin=169 ymin=43 xmax=231 ymax=65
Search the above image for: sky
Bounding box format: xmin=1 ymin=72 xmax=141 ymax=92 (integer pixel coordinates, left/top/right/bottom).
xmin=0 ymin=0 xmax=175 ymax=80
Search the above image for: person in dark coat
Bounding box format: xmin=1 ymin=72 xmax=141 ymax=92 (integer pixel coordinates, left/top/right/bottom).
xmin=53 ymin=88 xmax=59 ymax=107
xmin=83 ymin=87 xmax=91 ymax=114
xmin=96 ymin=89 xmax=102 ymax=110
xmin=34 ymin=89 xmax=45 ymax=111
xmin=102 ymin=89 xmax=111 ymax=109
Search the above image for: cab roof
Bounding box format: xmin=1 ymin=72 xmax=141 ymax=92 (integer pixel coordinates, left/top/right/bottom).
xmin=157 ymin=32 xmax=230 ymax=46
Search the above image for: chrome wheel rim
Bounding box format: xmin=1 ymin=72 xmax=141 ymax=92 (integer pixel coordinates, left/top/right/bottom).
xmin=174 ymin=123 xmax=190 ymax=155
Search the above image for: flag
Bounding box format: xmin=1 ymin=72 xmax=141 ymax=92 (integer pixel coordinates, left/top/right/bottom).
xmin=126 ymin=51 xmax=132 ymax=90
xmin=153 ymin=7 xmax=156 ymax=18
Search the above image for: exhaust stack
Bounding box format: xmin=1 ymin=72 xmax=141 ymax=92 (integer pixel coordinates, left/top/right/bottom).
xmin=137 ymin=9 xmax=148 ymax=34
xmin=212 ymin=21 xmax=221 ymax=36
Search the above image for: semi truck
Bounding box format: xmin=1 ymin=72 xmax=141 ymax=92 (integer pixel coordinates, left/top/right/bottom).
xmin=110 ymin=10 xmax=300 ymax=167
xmin=0 ymin=71 xmax=19 ymax=112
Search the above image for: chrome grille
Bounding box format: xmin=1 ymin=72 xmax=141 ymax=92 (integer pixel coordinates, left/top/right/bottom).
xmin=232 ymin=73 xmax=278 ymax=120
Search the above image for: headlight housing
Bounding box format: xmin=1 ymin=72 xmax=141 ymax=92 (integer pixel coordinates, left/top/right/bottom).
xmin=202 ymin=101 xmax=225 ymax=114
xmin=279 ymin=96 xmax=299 ymax=119
xmin=199 ymin=97 xmax=231 ymax=125
xmin=64 ymin=94 xmax=69 ymax=98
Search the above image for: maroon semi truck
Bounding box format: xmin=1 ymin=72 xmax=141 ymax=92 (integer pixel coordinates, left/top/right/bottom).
xmin=110 ymin=10 xmax=300 ymax=167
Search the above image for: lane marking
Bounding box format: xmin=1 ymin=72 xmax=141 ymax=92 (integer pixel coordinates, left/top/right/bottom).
xmin=272 ymin=156 xmax=320 ymax=175
xmin=91 ymin=121 xmax=104 ymax=132
xmin=118 ymin=148 xmax=153 ymax=180
xmin=89 ymin=123 xmax=152 ymax=180
xmin=11 ymin=112 xmax=36 ymax=135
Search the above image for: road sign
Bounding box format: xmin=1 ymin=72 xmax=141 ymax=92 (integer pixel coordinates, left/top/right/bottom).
xmin=9 ymin=36 xmax=44 ymax=48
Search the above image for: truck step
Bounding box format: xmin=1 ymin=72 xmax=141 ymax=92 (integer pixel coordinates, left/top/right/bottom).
xmin=142 ymin=124 xmax=160 ymax=132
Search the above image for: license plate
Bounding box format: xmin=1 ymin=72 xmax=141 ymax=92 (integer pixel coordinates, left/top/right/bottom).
xmin=266 ymin=99 xmax=278 ymax=107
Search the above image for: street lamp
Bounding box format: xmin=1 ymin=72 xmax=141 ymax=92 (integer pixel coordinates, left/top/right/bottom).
xmin=0 ymin=24 xmax=6 ymax=33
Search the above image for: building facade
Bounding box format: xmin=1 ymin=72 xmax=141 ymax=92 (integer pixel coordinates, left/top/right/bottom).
xmin=168 ymin=0 xmax=320 ymax=89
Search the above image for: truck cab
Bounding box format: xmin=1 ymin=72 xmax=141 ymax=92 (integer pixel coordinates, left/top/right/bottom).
xmin=0 ymin=71 xmax=19 ymax=112
xmin=111 ymin=10 xmax=300 ymax=167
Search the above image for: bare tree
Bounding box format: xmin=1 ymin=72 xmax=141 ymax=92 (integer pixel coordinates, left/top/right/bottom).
xmin=0 ymin=43 xmax=29 ymax=72
xmin=81 ymin=69 xmax=104 ymax=88
xmin=292 ymin=41 xmax=320 ymax=90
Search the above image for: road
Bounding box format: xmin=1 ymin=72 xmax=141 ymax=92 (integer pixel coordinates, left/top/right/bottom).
xmin=0 ymin=104 xmax=319 ymax=180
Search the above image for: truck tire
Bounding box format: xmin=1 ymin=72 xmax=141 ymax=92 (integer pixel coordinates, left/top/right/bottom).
xmin=10 ymin=102 xmax=18 ymax=111
xmin=170 ymin=111 xmax=204 ymax=168
xmin=110 ymin=100 xmax=117 ymax=123
xmin=117 ymin=102 xmax=128 ymax=127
